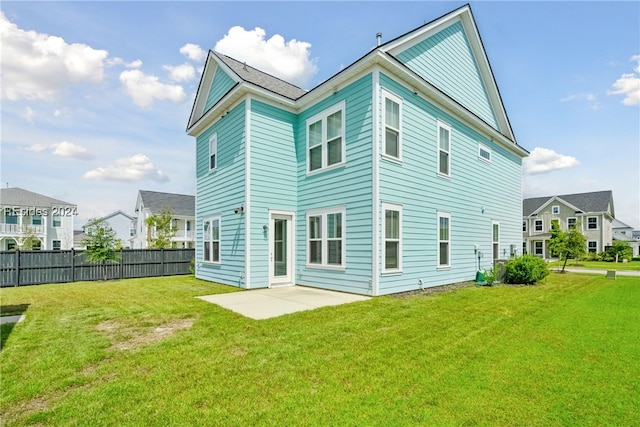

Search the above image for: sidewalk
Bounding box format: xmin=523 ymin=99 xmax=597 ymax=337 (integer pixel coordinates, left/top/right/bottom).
xmin=556 ymin=267 xmax=640 ymax=277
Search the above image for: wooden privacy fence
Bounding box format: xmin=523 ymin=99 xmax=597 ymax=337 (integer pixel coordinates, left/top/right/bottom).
xmin=0 ymin=248 xmax=195 ymax=287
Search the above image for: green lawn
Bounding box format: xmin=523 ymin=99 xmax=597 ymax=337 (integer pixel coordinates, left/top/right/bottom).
xmin=551 ymin=259 xmax=640 ymax=271
xmin=1 ymin=274 xmax=638 ymax=426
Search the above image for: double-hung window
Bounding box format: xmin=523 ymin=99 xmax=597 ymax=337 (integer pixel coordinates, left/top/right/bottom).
xmin=492 ymin=221 xmax=500 ymax=260
xmin=203 ymin=216 xmax=220 ymax=263
xmin=52 ymin=215 xmax=62 ymax=227
xmin=382 ymin=203 xmax=402 ymax=272
xmin=588 ymin=241 xmax=598 ymax=253
xmin=567 ymin=217 xmax=577 ymax=229
xmin=307 ymin=102 xmax=345 ymax=173
xmin=534 ymin=219 xmax=543 ymax=232
xmin=437 ymin=121 xmax=451 ymax=176
xmin=307 ymin=207 xmax=345 ymax=268
xmin=383 ymin=90 xmax=401 ymax=160
xmin=587 ymin=216 xmax=598 ymax=230
xmin=522 ymin=220 xmax=528 ymax=233
xmin=209 ymin=133 xmax=217 ymax=171
xmin=52 ymin=240 xmax=61 ymax=251
xmin=438 ymin=212 xmax=451 ymax=268
xmin=32 ymin=214 xmax=42 ymax=226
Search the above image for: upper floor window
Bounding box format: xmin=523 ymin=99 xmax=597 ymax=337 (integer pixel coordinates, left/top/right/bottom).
xmin=552 ymin=205 xmax=560 ymax=214
xmin=32 ymin=215 xmax=42 ymax=226
xmin=307 ymin=102 xmax=345 ymax=173
xmin=209 ymin=133 xmax=217 ymax=171
xmin=550 ymin=219 xmax=560 ymax=231
xmin=522 ymin=220 xmax=528 ymax=232
xmin=203 ymin=216 xmax=220 ymax=263
xmin=567 ymin=217 xmax=577 ymax=229
xmin=437 ymin=121 xmax=451 ymax=177
xmin=383 ymin=203 xmax=402 ymax=272
xmin=534 ymin=219 xmax=543 ymax=232
xmin=587 ymin=216 xmax=598 ymax=230
xmin=52 ymin=215 xmax=62 ymax=227
xmin=383 ymin=90 xmax=402 ymax=160
xmin=186 ymin=220 xmax=192 ymax=231
xmin=307 ymin=207 xmax=345 ymax=268
xmin=478 ymin=144 xmax=491 ymax=163
xmin=5 ymin=213 xmax=18 ymax=225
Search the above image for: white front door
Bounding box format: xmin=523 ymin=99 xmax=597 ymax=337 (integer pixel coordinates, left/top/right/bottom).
xmin=269 ymin=212 xmax=293 ymax=286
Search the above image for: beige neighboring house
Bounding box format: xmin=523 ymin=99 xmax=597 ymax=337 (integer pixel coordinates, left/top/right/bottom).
xmin=523 ymin=190 xmax=615 ymax=258
xmin=131 ymin=190 xmax=195 ymax=249
xmin=0 ymin=187 xmax=77 ymax=251
xmin=612 ymin=218 xmax=640 ymax=257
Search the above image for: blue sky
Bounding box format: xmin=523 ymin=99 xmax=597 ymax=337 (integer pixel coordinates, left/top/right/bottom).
xmin=1 ymin=1 xmax=639 ymax=229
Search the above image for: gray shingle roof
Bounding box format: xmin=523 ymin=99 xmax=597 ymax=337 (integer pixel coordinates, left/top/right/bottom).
xmin=138 ymin=190 xmax=195 ymax=217
xmin=523 ymin=190 xmax=614 ymax=216
xmin=214 ymin=52 xmax=307 ymax=100
xmin=0 ymin=187 xmax=75 ymax=207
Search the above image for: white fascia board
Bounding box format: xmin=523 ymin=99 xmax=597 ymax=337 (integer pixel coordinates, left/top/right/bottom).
xmin=532 ymin=196 xmax=582 ymax=216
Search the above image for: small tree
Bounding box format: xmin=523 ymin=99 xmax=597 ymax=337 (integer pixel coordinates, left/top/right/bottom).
xmin=548 ymin=221 xmax=586 ymax=272
xmin=603 ymin=240 xmax=633 ymax=262
xmin=145 ymin=208 xmax=178 ymax=249
xmin=81 ymin=218 xmax=121 ymax=281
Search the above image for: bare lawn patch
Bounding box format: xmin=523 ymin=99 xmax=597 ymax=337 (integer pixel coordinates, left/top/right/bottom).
xmin=96 ymin=317 xmax=196 ymax=351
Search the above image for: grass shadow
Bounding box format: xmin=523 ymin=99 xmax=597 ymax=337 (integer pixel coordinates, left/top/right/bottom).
xmin=1 ymin=304 xmax=30 ymax=350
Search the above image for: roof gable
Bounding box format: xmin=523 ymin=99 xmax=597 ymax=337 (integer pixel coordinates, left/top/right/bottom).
xmin=136 ymin=190 xmax=195 ymax=217
xmin=382 ymin=5 xmax=513 ymax=140
xmin=523 ymin=191 xmax=615 ymax=217
xmin=0 ymin=187 xmax=75 ymax=208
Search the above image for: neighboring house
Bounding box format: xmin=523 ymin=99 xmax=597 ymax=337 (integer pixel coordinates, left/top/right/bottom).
xmin=523 ymin=190 xmax=615 ymax=258
xmin=0 ymin=187 xmax=77 ymax=251
xmin=612 ymin=218 xmax=640 ymax=257
xmin=78 ymin=210 xmax=136 ymax=249
xmin=131 ymin=190 xmax=195 ymax=249
xmin=186 ymin=5 xmax=528 ymax=296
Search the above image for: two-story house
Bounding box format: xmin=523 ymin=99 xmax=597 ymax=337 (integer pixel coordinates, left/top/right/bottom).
xmin=612 ymin=218 xmax=640 ymax=257
xmin=77 ymin=210 xmax=136 ymax=249
xmin=0 ymin=187 xmax=77 ymax=250
xmin=186 ymin=5 xmax=529 ymax=296
xmin=131 ymin=190 xmax=195 ymax=249
xmin=523 ymin=190 xmax=615 ymax=258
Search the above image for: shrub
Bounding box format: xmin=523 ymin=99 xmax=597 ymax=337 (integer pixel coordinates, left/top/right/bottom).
xmin=602 ymin=241 xmax=633 ymax=262
xmin=504 ymin=254 xmax=549 ymax=285
xmin=583 ymin=251 xmax=602 ymax=262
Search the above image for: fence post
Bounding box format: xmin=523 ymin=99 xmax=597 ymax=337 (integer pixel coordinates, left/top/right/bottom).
xmin=70 ymin=248 xmax=75 ymax=283
xmin=161 ymin=248 xmax=165 ymax=276
xmin=15 ymin=249 xmax=20 ymax=287
xmin=119 ymin=248 xmax=124 ymax=279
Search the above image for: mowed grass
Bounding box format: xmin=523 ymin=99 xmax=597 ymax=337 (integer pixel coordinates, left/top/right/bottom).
xmin=1 ymin=274 xmax=638 ymax=426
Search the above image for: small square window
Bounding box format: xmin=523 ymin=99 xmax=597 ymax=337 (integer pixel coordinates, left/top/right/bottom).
xmin=552 ymin=206 xmax=560 ymax=214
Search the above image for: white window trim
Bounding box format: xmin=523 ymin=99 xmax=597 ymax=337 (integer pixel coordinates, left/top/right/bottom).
xmin=437 ymin=120 xmax=451 ymax=178
xmin=522 ymin=220 xmax=528 ymax=233
xmin=306 ymin=206 xmax=346 ymax=270
xmin=478 ymin=143 xmax=492 ymax=163
xmin=552 ymin=205 xmax=560 ymax=214
xmin=492 ymin=220 xmax=500 ymax=260
xmin=534 ymin=219 xmax=543 ymax=233
xmin=381 ymin=89 xmax=402 ymax=162
xmin=209 ymin=133 xmax=217 ymax=172
xmin=306 ymin=101 xmax=346 ymax=174
xmin=437 ymin=211 xmax=451 ymax=269
xmin=52 ymin=215 xmax=62 ymax=228
xmin=587 ymin=216 xmax=599 ymax=230
xmin=382 ymin=202 xmax=402 ymax=274
xmin=52 ymin=240 xmax=61 ymax=251
xmin=587 ymin=240 xmax=598 ymax=253
xmin=203 ymin=215 xmax=221 ymax=264
xmin=567 ymin=217 xmax=577 ymax=229
xmin=534 ymin=241 xmax=544 ymax=256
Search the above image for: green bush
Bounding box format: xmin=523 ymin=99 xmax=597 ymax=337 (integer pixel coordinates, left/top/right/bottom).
xmin=504 ymin=254 xmax=549 ymax=285
xmin=583 ymin=251 xmax=602 ymax=262
xmin=602 ymin=241 xmax=633 ymax=262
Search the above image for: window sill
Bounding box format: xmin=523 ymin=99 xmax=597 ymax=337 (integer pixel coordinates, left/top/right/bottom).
xmin=382 ymin=269 xmax=402 ymax=276
xmin=436 ymin=172 xmax=451 ymax=179
xmin=381 ymin=154 xmax=402 ymax=164
xmin=306 ymin=162 xmax=346 ymax=176
xmin=201 ymin=261 xmax=221 ymax=266
xmin=437 ymin=265 xmax=451 ymax=270
xmin=306 ymin=264 xmax=345 ymax=271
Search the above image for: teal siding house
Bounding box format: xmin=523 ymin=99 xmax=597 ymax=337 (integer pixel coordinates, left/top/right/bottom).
xmin=186 ymin=5 xmax=528 ymax=296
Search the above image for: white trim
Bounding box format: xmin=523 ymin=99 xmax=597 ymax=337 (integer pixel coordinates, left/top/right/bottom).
xmin=381 ymin=88 xmax=403 ymax=161
xmin=244 ymin=97 xmax=251 ymax=289
xmin=202 ymin=215 xmax=221 ymax=264
xmin=208 ymin=133 xmax=217 ymax=172
xmin=567 ymin=217 xmax=577 ymax=229
xmin=306 ymin=101 xmax=346 ymax=174
xmin=534 ymin=219 xmax=543 ymax=233
xmin=382 ymin=202 xmax=402 ymax=274
xmin=587 ymin=240 xmax=598 ymax=253
xmin=437 ymin=211 xmax=451 ymax=268
xmin=551 ymin=205 xmax=560 ymax=215
xmin=268 ymin=210 xmax=295 ymax=287
xmin=372 ymin=69 xmax=380 ymax=295
xmin=587 ymin=216 xmax=599 ymax=230
xmin=437 ymin=120 xmax=451 ymax=178
xmin=305 ymin=206 xmax=346 ymax=270
xmin=522 ymin=220 xmax=528 ymax=233
xmin=492 ymin=220 xmax=500 ymax=260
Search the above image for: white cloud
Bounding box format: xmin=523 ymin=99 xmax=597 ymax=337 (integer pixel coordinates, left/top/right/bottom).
xmin=119 ymin=69 xmax=187 ymax=107
xmin=83 ymin=154 xmax=169 ymax=182
xmin=608 ymin=55 xmax=640 ymax=106
xmin=180 ymin=43 xmax=206 ymax=62
xmin=22 ymin=106 xmax=36 ymax=122
xmin=51 ymin=141 xmax=93 ymax=160
xmin=164 ymin=63 xmax=196 ymax=82
xmin=523 ymin=147 xmax=579 ymax=175
xmin=560 ymin=92 xmax=600 ymax=110
xmin=214 ymin=26 xmax=317 ymax=87
xmin=22 ymin=141 xmax=93 ymax=160
xmin=0 ymin=11 xmax=109 ymax=101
